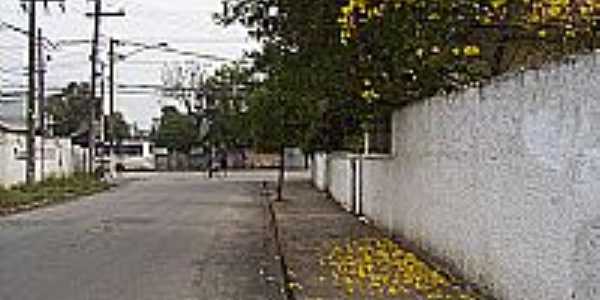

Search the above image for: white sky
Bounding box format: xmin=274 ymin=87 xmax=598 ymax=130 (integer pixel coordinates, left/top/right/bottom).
xmin=0 ymin=0 xmax=257 ymax=129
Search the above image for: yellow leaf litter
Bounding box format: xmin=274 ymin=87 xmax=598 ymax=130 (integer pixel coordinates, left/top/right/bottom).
xmin=320 ymin=238 xmax=482 ymax=299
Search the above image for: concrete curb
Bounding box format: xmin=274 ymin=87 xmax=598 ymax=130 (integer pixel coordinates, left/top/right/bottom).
xmin=258 ymin=183 xmax=295 ymax=300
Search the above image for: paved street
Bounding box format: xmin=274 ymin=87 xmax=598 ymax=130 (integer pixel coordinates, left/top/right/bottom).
xmin=0 ymin=172 xmax=286 ymax=300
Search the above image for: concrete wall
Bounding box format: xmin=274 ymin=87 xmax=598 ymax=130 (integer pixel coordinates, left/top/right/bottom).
xmin=0 ymin=131 xmax=26 ymax=187
xmin=311 ymin=153 xmax=328 ymax=191
xmin=0 ymin=134 xmax=86 ymax=187
xmin=247 ymin=153 xmax=281 ymax=168
xmin=383 ymin=55 xmax=600 ymax=300
xmin=312 ymin=54 xmax=600 ymax=299
xmin=326 ymin=153 xmax=355 ymax=212
xmin=312 ymin=153 xmax=392 ymax=218
xmin=284 ymin=148 xmax=307 ymax=169
xmin=360 ymin=156 xmax=392 ymax=228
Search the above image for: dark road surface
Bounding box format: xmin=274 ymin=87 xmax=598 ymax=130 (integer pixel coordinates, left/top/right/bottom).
xmin=0 ymin=172 xmax=285 ymax=300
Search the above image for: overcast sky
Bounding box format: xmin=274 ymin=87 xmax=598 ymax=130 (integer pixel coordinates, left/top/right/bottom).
xmin=0 ymin=0 xmax=256 ymax=129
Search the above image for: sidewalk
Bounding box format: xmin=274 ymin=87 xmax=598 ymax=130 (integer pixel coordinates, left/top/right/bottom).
xmin=270 ymin=179 xmax=483 ymax=300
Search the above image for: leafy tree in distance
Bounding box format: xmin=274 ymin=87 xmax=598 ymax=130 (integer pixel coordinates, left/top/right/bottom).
xmin=47 ymin=82 xmax=130 ymax=142
xmin=154 ymin=106 xmax=199 ymax=153
xmin=105 ymin=112 xmax=131 ymax=144
xmin=46 ymin=82 xmax=94 ymax=137
xmin=202 ymin=62 xmax=253 ymax=150
xmin=216 ymin=0 xmax=367 ymax=152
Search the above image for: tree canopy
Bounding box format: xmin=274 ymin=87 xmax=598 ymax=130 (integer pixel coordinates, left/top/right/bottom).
xmin=154 ymin=106 xmax=199 ymax=152
xmin=47 ymin=82 xmax=94 ymax=137
xmin=105 ymin=112 xmax=131 ymax=143
xmin=216 ymin=0 xmax=600 ymax=152
xmin=202 ymin=62 xmax=252 ymax=149
xmin=47 ymin=82 xmax=129 ymax=142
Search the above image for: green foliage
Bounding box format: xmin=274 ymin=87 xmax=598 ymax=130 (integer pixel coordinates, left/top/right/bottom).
xmin=47 ymin=82 xmax=95 ymax=137
xmin=203 ymin=62 xmax=253 ymax=148
xmin=0 ymin=173 xmax=109 ymax=212
xmin=105 ymin=112 xmax=131 ymax=143
xmin=343 ymin=0 xmax=600 ymax=104
xmin=154 ymin=106 xmax=199 ymax=152
xmin=217 ymin=0 xmax=598 ymax=152
xmin=47 ymin=82 xmax=131 ymax=140
xmin=218 ymin=0 xmax=367 ymax=151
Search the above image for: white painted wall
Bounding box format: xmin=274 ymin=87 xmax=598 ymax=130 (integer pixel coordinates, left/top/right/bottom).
xmin=312 ymin=53 xmax=600 ymax=299
xmin=0 ymin=131 xmax=26 ymax=187
xmin=0 ymin=134 xmax=87 ymax=187
xmin=382 ymin=55 xmax=600 ymax=299
xmin=327 ymin=153 xmax=355 ymax=212
xmin=360 ymin=157 xmax=392 ymax=228
xmin=311 ymin=152 xmax=328 ymax=191
xmin=284 ymin=147 xmax=306 ymax=169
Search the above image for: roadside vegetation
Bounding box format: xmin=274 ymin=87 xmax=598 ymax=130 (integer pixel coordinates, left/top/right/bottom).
xmin=216 ymin=0 xmax=600 ymax=152
xmin=0 ymin=173 xmax=111 ymax=216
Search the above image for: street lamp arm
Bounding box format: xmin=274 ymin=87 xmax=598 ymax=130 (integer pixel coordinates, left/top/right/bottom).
xmin=158 ymin=47 xmax=228 ymax=62
xmin=116 ymin=39 xmax=230 ymax=62
xmin=0 ymin=20 xmax=59 ymax=50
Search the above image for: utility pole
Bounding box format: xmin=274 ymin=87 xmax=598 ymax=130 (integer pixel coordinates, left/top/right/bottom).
xmin=87 ymin=0 xmax=100 ymax=175
xmin=22 ymin=0 xmax=65 ymax=184
xmin=85 ymin=0 xmax=125 ymax=174
xmin=38 ymin=27 xmax=46 ymax=181
xmin=26 ymin=0 xmax=37 ymax=184
xmin=108 ymin=38 xmax=116 ymax=173
xmin=99 ymin=61 xmax=105 ymax=143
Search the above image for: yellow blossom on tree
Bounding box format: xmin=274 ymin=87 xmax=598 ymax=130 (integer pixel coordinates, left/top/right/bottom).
xmin=464 ymin=45 xmax=481 ymax=57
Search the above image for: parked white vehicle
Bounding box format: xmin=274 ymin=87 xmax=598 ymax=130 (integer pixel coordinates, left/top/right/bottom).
xmin=113 ymin=140 xmax=156 ymax=171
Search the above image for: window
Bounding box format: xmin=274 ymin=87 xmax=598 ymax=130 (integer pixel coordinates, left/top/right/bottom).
xmin=115 ymin=145 xmax=143 ymax=156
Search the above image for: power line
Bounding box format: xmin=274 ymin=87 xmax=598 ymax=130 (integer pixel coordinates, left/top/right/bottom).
xmin=116 ymin=38 xmax=230 ymax=62
xmin=0 ymin=19 xmax=58 ymax=49
xmin=98 ymin=36 xmax=250 ymax=44
xmin=0 ymin=20 xmax=28 ymax=35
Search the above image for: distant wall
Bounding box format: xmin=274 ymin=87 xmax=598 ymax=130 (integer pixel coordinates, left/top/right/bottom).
xmin=247 ymin=153 xmax=280 ymax=168
xmin=247 ymin=148 xmax=307 ymax=169
xmin=0 ymin=132 xmax=26 ymax=187
xmin=360 ymin=156 xmax=392 ymax=229
xmin=312 ymin=53 xmax=600 ymax=300
xmin=311 ymin=152 xmax=328 ymax=191
xmin=0 ymin=134 xmax=86 ymax=187
xmin=326 ymin=153 xmax=355 ymax=212
xmin=284 ymin=148 xmax=306 ymax=169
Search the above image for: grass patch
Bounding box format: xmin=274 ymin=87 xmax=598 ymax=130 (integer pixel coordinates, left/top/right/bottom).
xmin=0 ymin=173 xmax=111 ymax=215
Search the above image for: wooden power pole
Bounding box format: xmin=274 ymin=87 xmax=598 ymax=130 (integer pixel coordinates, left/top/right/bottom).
xmin=26 ymin=0 xmax=37 ymax=184
xmin=85 ymin=0 xmax=124 ymax=174
xmin=38 ymin=27 xmax=46 ymax=181
xmin=22 ymin=0 xmax=65 ymax=184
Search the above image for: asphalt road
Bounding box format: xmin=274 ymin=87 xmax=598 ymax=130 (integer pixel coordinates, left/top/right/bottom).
xmin=0 ymin=172 xmax=287 ymax=300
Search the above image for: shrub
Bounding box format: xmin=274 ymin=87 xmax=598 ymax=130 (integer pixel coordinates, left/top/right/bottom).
xmin=0 ymin=173 xmax=109 ymax=212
